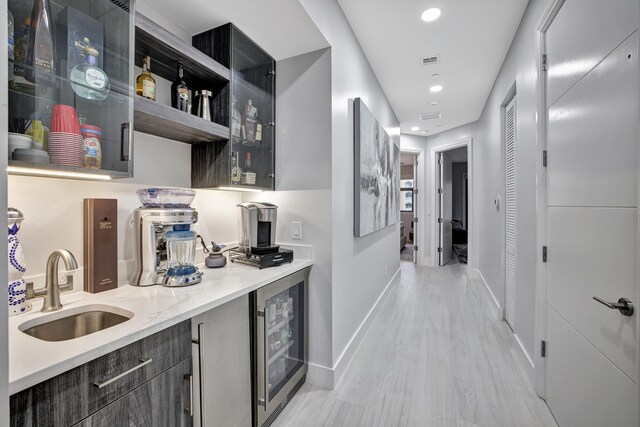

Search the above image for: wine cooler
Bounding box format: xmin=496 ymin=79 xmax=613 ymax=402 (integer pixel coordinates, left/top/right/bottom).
xmin=251 ymin=267 xmax=310 ymax=427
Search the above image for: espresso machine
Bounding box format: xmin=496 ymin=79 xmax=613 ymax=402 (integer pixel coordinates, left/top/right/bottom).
xmin=131 ymin=188 xmax=203 ymax=287
xmin=229 ymin=202 xmax=293 ymax=269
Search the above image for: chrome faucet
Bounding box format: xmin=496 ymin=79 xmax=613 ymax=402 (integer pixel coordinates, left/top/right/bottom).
xmin=26 ymin=249 xmax=79 ymax=312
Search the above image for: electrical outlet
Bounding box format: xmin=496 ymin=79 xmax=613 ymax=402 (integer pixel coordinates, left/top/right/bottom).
xmin=291 ymin=221 xmax=303 ymax=240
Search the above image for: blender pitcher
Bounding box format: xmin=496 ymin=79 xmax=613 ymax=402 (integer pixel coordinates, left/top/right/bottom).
xmin=164 ymin=224 xmax=202 ymax=286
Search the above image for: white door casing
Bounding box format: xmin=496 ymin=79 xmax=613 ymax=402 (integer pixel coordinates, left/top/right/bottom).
xmin=438 ymin=152 xmax=453 ymax=265
xmin=538 ymin=0 xmax=639 ymax=425
xmin=505 ymin=95 xmax=517 ymax=331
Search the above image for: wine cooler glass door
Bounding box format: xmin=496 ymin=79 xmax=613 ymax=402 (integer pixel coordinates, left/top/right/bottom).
xmin=264 ymin=280 xmax=305 ymax=402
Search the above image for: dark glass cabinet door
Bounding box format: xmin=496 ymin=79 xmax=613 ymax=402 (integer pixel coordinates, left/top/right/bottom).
xmin=7 ymin=0 xmax=134 ymax=178
xmin=265 ymin=280 xmax=304 ymax=401
xmin=229 ymin=25 xmax=275 ymax=190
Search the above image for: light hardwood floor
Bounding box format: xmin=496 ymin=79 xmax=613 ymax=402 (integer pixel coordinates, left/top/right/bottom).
xmin=272 ymin=261 xmax=558 ymax=427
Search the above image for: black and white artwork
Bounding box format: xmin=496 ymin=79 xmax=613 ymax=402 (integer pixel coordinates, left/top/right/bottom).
xmin=354 ymin=98 xmax=400 ymax=237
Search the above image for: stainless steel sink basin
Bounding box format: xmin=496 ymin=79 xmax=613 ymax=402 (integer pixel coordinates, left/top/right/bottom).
xmin=19 ymin=304 xmax=134 ymax=342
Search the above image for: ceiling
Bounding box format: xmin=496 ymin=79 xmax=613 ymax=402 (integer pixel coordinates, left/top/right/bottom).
xmin=337 ymin=0 xmax=528 ymax=136
xmin=140 ymin=0 xmax=329 ymax=61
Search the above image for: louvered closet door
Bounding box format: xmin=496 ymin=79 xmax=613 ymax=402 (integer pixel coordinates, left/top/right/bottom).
xmin=504 ymin=96 xmax=517 ymax=330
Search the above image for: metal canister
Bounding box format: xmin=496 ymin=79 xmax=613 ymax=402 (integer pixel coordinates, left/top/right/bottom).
xmin=197 ymin=90 xmax=212 ymax=121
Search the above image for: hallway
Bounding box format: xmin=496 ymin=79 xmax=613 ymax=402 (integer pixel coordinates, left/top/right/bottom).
xmin=273 ymin=262 xmax=557 ymax=427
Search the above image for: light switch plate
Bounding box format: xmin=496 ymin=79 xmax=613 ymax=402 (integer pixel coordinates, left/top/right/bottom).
xmin=291 ymin=221 xmax=303 ymax=240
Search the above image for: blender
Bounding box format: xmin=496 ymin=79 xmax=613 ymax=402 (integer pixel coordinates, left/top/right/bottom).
xmin=131 ymin=188 xmax=202 ymax=287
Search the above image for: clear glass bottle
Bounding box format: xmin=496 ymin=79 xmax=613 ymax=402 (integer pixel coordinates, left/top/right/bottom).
xmin=136 ymin=55 xmax=156 ymax=100
xmin=171 ymin=60 xmax=190 ymax=112
xmin=25 ymin=0 xmax=55 ymax=86
xmin=70 ymin=46 xmax=110 ymax=100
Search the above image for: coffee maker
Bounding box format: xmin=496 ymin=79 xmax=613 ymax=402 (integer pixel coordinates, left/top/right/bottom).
xmin=131 ymin=189 xmax=203 ymax=287
xmin=230 ymin=202 xmax=293 ymax=268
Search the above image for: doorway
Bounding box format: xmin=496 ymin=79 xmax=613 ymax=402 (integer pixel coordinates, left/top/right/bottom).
xmin=436 ymin=146 xmax=468 ymax=266
xmin=536 ymin=0 xmax=639 ymax=425
xmin=400 ymin=152 xmax=417 ymax=263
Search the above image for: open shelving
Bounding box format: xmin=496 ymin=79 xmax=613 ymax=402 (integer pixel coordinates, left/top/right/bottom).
xmin=267 ymin=315 xmax=294 ymax=336
xmin=133 ymin=13 xmax=231 ymax=145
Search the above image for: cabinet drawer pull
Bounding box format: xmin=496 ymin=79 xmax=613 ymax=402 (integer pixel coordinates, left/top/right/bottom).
xmin=93 ymin=357 xmax=152 ymax=389
xmin=184 ymin=374 xmax=194 ymax=416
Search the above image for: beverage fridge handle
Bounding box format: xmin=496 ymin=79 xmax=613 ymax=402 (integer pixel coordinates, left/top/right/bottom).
xmin=258 ymin=307 xmax=267 ymax=408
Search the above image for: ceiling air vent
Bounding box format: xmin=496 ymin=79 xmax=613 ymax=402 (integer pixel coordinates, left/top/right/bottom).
xmin=420 ymin=55 xmax=440 ymax=66
xmin=420 ymin=112 xmax=442 ymax=120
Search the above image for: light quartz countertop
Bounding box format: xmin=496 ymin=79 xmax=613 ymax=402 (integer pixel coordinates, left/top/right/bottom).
xmin=8 ymin=258 xmax=312 ymax=395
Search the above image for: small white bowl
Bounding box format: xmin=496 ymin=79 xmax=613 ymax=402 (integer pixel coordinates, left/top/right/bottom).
xmin=8 ymin=133 xmax=33 ymax=154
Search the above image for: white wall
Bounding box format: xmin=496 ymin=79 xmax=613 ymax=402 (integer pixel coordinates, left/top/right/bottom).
xmin=300 ymin=0 xmax=401 ymax=384
xmin=402 ymin=0 xmax=548 ymax=378
xmin=469 ymin=0 xmax=544 ymax=371
xmin=8 ymin=132 xmax=243 ymax=288
xmin=255 ymin=48 xmax=334 ymax=380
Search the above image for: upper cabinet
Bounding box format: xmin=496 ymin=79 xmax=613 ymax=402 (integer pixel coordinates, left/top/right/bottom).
xmin=132 ymin=13 xmax=230 ymax=144
xmin=7 ymin=0 xmax=135 ymax=179
xmin=192 ymin=24 xmax=276 ymax=191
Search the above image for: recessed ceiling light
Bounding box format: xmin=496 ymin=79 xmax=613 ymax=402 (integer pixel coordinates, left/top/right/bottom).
xmin=431 ymin=73 xmax=440 ymax=78
xmin=430 ymin=85 xmax=443 ymax=93
xmin=422 ymin=131 xmax=428 ymax=134
xmin=411 ymin=126 xmax=420 ymax=131
xmin=421 ymin=8 xmax=441 ymax=22
xmin=430 ymin=101 xmax=440 ymax=106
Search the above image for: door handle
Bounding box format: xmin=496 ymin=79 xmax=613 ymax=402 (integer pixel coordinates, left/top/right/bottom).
xmin=120 ymin=122 xmax=132 ymax=161
xmin=592 ymin=297 xmax=634 ymax=316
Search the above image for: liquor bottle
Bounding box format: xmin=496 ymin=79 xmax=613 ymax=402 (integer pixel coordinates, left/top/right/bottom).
xmin=171 ymin=60 xmax=190 ymax=112
xmin=241 ymin=152 xmax=257 ymax=185
xmin=231 ymin=152 xmax=242 ymax=183
xmin=8 ymin=10 xmax=14 ymax=82
xmin=136 ymin=55 xmax=156 ymax=100
xmin=13 ymin=17 xmax=31 ymax=80
xmin=231 ymin=96 xmax=242 ymax=138
xmin=25 ymin=0 xmax=55 ymax=86
xmin=242 ymin=99 xmax=258 ymax=146
xmin=70 ymin=45 xmax=110 ymax=100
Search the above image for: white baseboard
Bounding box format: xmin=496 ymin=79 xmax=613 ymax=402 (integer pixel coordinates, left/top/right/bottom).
xmin=306 ymin=361 xmax=335 ymax=389
xmin=513 ymin=333 xmax=535 ymax=386
xmin=332 ymin=267 xmax=402 ymax=388
xmin=471 ymin=268 xmax=503 ymax=320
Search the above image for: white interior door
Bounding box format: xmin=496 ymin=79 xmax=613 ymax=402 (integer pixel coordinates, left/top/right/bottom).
xmin=505 ymin=95 xmax=517 ymax=331
xmin=438 ymin=152 xmax=453 ymax=265
xmin=543 ymin=1 xmax=638 ymax=425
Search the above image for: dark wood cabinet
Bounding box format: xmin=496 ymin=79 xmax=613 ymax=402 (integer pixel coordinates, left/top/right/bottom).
xmin=10 ymin=321 xmax=192 ymax=427
xmin=7 ymin=0 xmax=135 ymax=179
xmin=192 ymin=24 xmax=276 ymax=191
xmin=74 ymin=358 xmax=193 ymax=427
